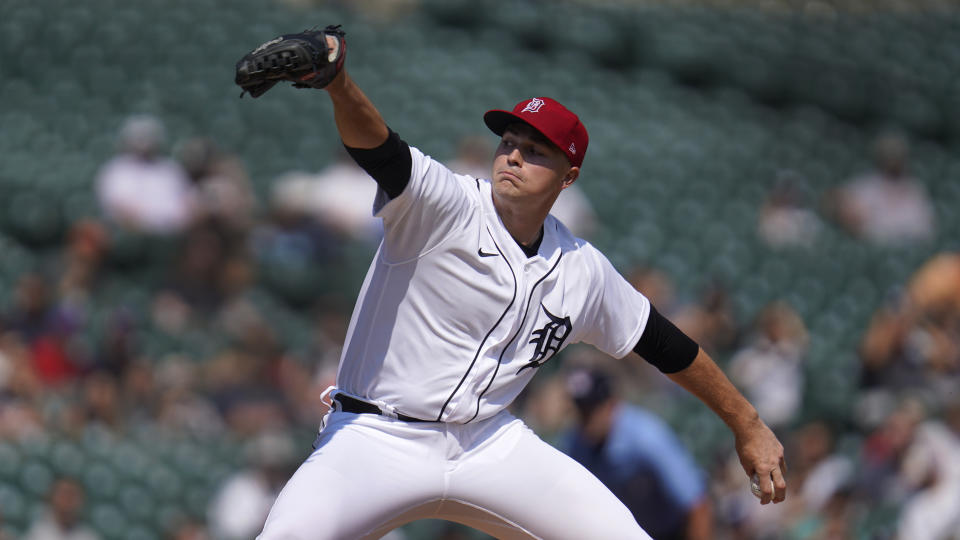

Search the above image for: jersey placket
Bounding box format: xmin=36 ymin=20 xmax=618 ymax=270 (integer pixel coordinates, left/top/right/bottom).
xmin=461 ymin=227 xmax=563 ymax=423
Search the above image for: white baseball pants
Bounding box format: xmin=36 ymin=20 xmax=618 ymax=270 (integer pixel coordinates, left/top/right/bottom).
xmin=257 ymin=409 xmax=651 ymax=539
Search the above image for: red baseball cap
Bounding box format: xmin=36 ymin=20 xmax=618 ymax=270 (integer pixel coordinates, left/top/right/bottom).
xmin=483 ymin=97 xmax=589 ymax=168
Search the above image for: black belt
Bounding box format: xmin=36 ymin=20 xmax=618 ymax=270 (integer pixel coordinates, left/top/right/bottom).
xmin=333 ymin=394 xmax=431 ymax=422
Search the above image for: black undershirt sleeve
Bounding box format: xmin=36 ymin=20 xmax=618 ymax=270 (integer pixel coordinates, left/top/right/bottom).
xmin=344 ymin=129 xmax=412 ymax=200
xmin=633 ymin=304 xmax=700 ymax=374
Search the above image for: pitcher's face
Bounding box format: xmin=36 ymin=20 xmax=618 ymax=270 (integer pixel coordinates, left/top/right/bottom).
xmin=491 ymin=123 xmax=577 ymax=204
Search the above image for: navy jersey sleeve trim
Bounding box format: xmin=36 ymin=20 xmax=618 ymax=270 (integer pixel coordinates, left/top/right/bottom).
xmin=344 ymin=129 xmax=412 ymax=199
xmin=633 ymin=305 xmax=699 ymax=374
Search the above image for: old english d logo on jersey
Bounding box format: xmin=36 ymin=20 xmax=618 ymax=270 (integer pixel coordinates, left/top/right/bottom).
xmin=518 ymin=304 xmax=572 ymax=373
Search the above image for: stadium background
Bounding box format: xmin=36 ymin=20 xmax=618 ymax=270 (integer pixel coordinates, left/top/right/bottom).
xmin=1 ymin=0 xmax=959 ymax=538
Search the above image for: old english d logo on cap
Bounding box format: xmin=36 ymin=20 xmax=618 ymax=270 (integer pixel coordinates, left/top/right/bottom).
xmin=483 ymin=97 xmax=589 ymax=168
xmin=521 ymin=98 xmax=546 ymax=114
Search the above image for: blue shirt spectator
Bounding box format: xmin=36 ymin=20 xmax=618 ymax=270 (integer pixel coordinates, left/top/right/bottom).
xmin=563 ymin=367 xmax=712 ymax=540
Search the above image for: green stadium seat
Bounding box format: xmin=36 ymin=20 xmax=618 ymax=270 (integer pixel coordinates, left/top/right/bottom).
xmin=0 ymin=481 xmax=28 ymax=528
xmin=49 ymin=441 xmax=86 ymax=478
xmin=421 ymin=0 xmax=492 ymax=29
xmin=154 ymin=502 xmax=189 ymax=536
xmin=89 ymin=502 xmax=128 ymax=540
xmin=122 ymin=524 xmax=160 ymax=540
xmin=81 ymin=461 xmax=121 ymax=503
xmin=18 ymin=461 xmax=54 ymax=499
xmin=144 ymin=465 xmax=184 ymax=503
xmin=0 ymin=444 xmax=21 ymax=483
xmin=118 ymin=483 xmax=156 ymax=523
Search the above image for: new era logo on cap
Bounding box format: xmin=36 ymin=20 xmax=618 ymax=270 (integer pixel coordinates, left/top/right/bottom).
xmin=483 ymin=97 xmax=589 ymax=168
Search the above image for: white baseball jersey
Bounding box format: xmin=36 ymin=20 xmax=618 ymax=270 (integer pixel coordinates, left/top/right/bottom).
xmin=335 ymin=146 xmax=651 ymax=423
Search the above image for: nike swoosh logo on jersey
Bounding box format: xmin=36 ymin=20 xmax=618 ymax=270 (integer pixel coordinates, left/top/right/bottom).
xmin=478 ymin=249 xmax=499 ymax=257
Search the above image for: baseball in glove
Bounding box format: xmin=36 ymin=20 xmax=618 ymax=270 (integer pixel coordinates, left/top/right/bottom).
xmin=235 ymin=25 xmax=346 ymax=98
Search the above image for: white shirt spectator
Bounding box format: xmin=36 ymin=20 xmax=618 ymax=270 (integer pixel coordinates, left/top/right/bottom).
xmin=896 ymin=419 xmax=960 ymax=540
xmin=96 ymin=154 xmax=197 ymax=234
xmin=840 ymin=172 xmax=935 ymax=245
xmin=95 ymin=115 xmax=197 ymax=235
xmin=272 ymin=162 xmax=382 ymax=242
xmin=833 ymin=133 xmax=936 ymax=245
xmin=728 ymin=338 xmax=804 ymax=429
xmin=23 ymin=513 xmax=99 ymax=540
xmin=728 ymin=302 xmax=808 ymax=429
xmin=208 ymin=471 xmax=277 ymax=540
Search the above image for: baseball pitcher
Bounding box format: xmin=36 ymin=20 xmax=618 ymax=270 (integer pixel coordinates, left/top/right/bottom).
xmin=235 ymin=25 xmax=787 ymax=539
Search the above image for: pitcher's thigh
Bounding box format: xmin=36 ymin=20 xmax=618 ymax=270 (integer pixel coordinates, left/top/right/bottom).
xmin=447 ymin=423 xmax=652 ymax=540
xmin=258 ymin=416 xmax=444 ymax=540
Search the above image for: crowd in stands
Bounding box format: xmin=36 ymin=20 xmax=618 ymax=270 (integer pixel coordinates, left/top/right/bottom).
xmin=1 ymin=98 xmax=959 ymax=540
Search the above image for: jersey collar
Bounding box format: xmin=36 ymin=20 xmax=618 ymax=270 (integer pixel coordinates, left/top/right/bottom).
xmin=478 ymin=179 xmax=567 ymax=267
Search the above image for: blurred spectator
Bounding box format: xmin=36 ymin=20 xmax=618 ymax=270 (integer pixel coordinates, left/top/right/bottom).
xmin=0 ymin=333 xmax=11 ymax=392
xmin=252 ymin=170 xmax=350 ymax=307
xmin=627 ymin=267 xmax=740 ymax=357
xmin=856 ymin=295 xmax=943 ymax=416
xmin=514 ymin=364 xmax=578 ymax=445
xmin=169 ymin=520 xmax=209 ymax=540
xmin=0 ymin=509 xmax=12 ymax=540
xmin=309 ymin=306 xmax=351 ymax=378
xmin=445 ymin=134 xmax=598 ymax=239
xmin=444 ymin=134 xmax=493 ymax=180
xmin=276 ymin=307 xmax=349 ymax=426
xmin=56 ymin=220 xmax=109 ymax=307
xmin=562 ymin=367 xmax=713 ymax=540
xmin=857 ymin=397 xmax=926 ymax=508
xmin=207 ymin=430 xmax=298 ymax=540
xmin=550 ymin=183 xmax=599 ymax=240
xmin=272 ymin=149 xmax=381 ymax=243
xmin=896 ymin=397 xmax=960 ymax=540
xmin=789 ymin=421 xmax=854 ymax=516
xmin=162 ymin=221 xmax=234 ymax=315
xmin=205 ymin=347 xmax=289 ymax=437
xmin=5 ymin=273 xmax=85 ymax=387
xmin=24 ymin=477 xmax=99 ymax=540
xmin=825 ymin=131 xmax=935 ymax=245
xmin=627 ymin=266 xmax=678 ymax=314
xmin=859 ymin=295 xmax=913 ymax=392
xmin=727 ymin=301 xmax=807 ymax=431
xmin=670 ymin=279 xmax=742 ymax=358
xmin=6 ymin=272 xmax=62 ymax=344
xmin=757 ymin=170 xmax=822 ymax=249
xmin=95 ymin=115 xmax=198 ymax=235
xmin=119 ymin=358 xmax=159 ymax=426
xmin=906 ymin=252 xmax=960 ymax=319
xmin=176 ymin=136 xmax=257 ymax=235
xmin=0 ymin=332 xmax=44 ymax=438
xmin=51 ymin=369 xmax=127 ymax=436
xmin=713 ymin=419 xmax=858 ymax=539
xmin=154 ymin=355 xmax=225 ymax=437
xmin=781 ymin=421 xmax=857 ymax=539
xmin=859 ymin=252 xmax=960 ymax=403
xmin=79 ymin=370 xmax=123 ymax=432
xmin=906 ymin=252 xmax=960 ymax=396
xmin=92 ymin=308 xmax=137 ymax=378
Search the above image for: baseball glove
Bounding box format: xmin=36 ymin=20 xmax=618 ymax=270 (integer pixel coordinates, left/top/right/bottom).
xmin=235 ymin=25 xmax=346 ymax=98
